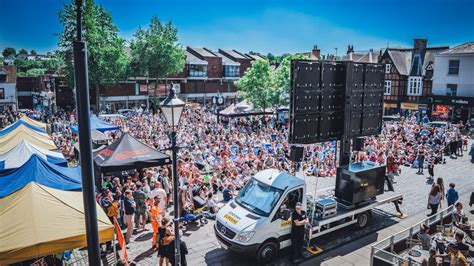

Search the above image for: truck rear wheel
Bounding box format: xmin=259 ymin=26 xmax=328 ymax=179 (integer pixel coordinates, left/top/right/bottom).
xmin=356 ymin=211 xmax=371 ymax=229
xmin=257 ymin=240 xmax=278 ymax=264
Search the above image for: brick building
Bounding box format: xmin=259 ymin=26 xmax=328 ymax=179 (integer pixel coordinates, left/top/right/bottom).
xmin=380 ymin=39 xmax=449 ymax=116
xmin=126 ymin=47 xmax=265 ymax=107
xmin=0 ymin=66 xmax=17 ymax=111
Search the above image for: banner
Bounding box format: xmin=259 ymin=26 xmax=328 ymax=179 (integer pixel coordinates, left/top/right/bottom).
xmin=113 ymin=217 xmax=129 ymax=265
xmin=147 ymin=83 xmax=180 ymax=95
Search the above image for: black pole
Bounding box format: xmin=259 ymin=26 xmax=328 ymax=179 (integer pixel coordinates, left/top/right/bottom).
xmin=171 ymin=130 xmax=181 ymax=265
xmin=74 ymin=0 xmax=101 ymax=264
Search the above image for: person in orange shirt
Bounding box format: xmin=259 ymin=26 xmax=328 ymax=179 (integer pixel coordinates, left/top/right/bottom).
xmin=150 ymin=197 xmax=162 ymax=249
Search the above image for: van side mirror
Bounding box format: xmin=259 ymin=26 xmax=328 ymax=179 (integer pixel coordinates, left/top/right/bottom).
xmin=279 ymin=208 xmax=291 ymax=220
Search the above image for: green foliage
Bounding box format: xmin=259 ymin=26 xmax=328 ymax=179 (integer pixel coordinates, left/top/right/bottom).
xmin=235 ymin=60 xmax=278 ymax=110
xmin=43 ymin=57 xmax=64 ymax=72
xmin=273 ymin=54 xmax=308 ymax=105
xmin=2 ymin=47 xmax=16 ymax=57
xmin=30 ymin=50 xmax=37 ymax=55
xmin=236 ymin=54 xmax=309 ymax=108
xmin=26 ymin=68 xmax=46 ymax=77
xmin=18 ymin=49 xmax=28 ymax=55
xmin=58 ymin=0 xmax=129 ymax=87
xmin=13 ymin=55 xmax=63 ymax=75
xmin=15 ymin=58 xmax=42 ymax=73
xmin=129 ymin=16 xmax=185 ymax=79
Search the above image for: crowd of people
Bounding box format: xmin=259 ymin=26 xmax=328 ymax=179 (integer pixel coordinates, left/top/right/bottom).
xmin=2 ymin=103 xmax=472 ymax=264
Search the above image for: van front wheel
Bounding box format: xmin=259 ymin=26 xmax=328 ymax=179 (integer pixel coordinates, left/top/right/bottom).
xmin=257 ymin=240 xmax=278 ymax=263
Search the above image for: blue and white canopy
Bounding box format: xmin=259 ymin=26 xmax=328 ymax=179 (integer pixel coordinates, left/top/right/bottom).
xmin=0 ymin=120 xmax=46 ymax=136
xmin=0 ymin=154 xmax=81 ymax=198
xmin=0 ymin=140 xmax=67 ymax=170
xmin=71 ymin=115 xmax=120 ymax=133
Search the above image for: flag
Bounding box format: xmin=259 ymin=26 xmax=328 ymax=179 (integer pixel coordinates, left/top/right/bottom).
xmin=113 ymin=218 xmax=129 ymax=265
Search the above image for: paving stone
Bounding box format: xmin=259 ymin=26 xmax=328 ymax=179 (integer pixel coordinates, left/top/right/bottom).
xmin=126 ymin=140 xmax=474 ymax=265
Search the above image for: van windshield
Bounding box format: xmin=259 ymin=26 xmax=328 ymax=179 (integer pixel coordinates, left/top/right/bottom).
xmin=235 ymin=179 xmax=283 ymax=217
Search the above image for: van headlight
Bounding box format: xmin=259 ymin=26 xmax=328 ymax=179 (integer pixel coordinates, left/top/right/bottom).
xmin=235 ymin=231 xmax=255 ymax=242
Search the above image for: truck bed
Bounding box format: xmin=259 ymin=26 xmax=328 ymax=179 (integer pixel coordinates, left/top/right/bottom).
xmin=307 ymin=191 xmax=403 ymax=239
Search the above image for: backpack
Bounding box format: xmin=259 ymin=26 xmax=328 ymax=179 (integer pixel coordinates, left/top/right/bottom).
xmin=107 ymin=202 xmax=119 ymax=217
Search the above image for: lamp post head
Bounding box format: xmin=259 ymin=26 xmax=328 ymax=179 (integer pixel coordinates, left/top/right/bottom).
xmin=160 ymin=87 xmax=185 ymax=129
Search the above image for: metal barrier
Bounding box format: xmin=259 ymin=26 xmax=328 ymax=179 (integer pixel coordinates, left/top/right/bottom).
xmin=370 ymin=205 xmax=454 ymax=266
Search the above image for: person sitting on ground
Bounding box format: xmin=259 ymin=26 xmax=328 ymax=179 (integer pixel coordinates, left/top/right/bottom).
xmin=206 ymin=192 xmax=219 ymax=214
xmin=452 ymin=202 xmax=466 ymax=227
xmin=437 ymin=244 xmax=468 ymax=266
xmin=454 ymin=231 xmax=469 ymax=252
xmin=418 ymin=224 xmax=435 ymax=250
xmin=222 ymin=184 xmax=235 ymax=203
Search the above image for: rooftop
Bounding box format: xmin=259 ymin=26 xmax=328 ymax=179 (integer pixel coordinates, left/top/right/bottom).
xmin=221 ymin=49 xmax=248 ymax=60
xmin=188 ymin=47 xmax=218 ymax=58
xmin=214 ymin=51 xmax=240 ymax=65
xmin=440 ymin=42 xmax=474 ymax=55
xmin=184 ymin=50 xmax=207 ymax=64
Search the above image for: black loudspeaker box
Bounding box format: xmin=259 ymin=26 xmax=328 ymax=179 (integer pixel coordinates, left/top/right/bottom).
xmin=289 ymin=146 xmax=304 ymax=162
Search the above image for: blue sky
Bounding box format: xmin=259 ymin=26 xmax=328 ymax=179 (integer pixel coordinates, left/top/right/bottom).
xmin=0 ymin=0 xmax=473 ymax=55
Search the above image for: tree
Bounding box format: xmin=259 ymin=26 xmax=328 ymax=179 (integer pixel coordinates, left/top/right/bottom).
xmin=266 ymin=53 xmax=275 ymax=63
xmin=58 ymin=0 xmax=129 ymax=109
xmin=30 ymin=50 xmax=37 ymax=55
xmin=18 ymin=49 xmax=28 ymax=55
xmin=273 ymin=54 xmax=308 ymax=105
xmin=2 ymin=47 xmax=16 ymax=57
xmin=27 ymin=68 xmax=46 ymax=77
xmin=129 ymin=16 xmax=185 ymax=109
xmin=235 ymin=60 xmax=279 ymax=110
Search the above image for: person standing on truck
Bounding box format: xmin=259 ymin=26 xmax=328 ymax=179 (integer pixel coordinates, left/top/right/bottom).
xmin=290 ymin=202 xmax=309 ymax=262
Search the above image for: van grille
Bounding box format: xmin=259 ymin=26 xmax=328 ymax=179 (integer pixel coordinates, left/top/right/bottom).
xmin=216 ymin=220 xmax=236 ymax=239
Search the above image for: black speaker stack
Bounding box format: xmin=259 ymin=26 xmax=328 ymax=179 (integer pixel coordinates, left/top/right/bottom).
xmin=289 ymin=60 xmax=384 ymax=144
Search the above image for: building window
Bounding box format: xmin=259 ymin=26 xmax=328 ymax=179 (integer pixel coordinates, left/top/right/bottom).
xmin=407 ymin=76 xmax=423 ymax=96
xmin=384 ymin=80 xmax=392 ymax=95
xmin=446 ymin=84 xmax=457 ymax=96
xmin=0 ymin=74 xmax=6 ymax=82
xmin=385 ymin=64 xmax=391 ymax=74
xmin=0 ymin=88 xmax=4 ymax=99
xmin=448 ymin=60 xmax=459 ymax=75
xmin=224 ymin=65 xmax=240 ymax=77
xmin=188 ymin=64 xmax=207 ymax=77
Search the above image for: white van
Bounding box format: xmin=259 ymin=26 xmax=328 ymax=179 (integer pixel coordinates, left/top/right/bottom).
xmin=215 ymin=169 xmax=403 ymax=263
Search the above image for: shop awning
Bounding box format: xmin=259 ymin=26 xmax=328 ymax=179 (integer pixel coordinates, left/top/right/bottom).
xmin=383 ymin=103 xmax=398 ymax=108
xmin=400 ymin=102 xmax=419 ymax=110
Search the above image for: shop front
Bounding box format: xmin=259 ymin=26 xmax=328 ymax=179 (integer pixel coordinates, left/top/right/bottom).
xmin=383 ymin=102 xmax=398 ymax=115
xmin=400 ymin=102 xmax=428 ymax=120
xmin=431 ymin=96 xmax=474 ymax=124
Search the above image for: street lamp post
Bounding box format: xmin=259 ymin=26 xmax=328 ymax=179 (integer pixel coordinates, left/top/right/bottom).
xmin=160 ymin=88 xmax=185 ymax=265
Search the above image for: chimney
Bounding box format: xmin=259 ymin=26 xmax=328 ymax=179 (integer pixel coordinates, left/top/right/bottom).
xmin=347 ymin=45 xmax=354 ymax=61
xmin=311 ymin=45 xmax=321 ymax=59
xmin=413 ymin=38 xmax=428 ymax=54
xmin=346 ymin=45 xmax=354 ymax=55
